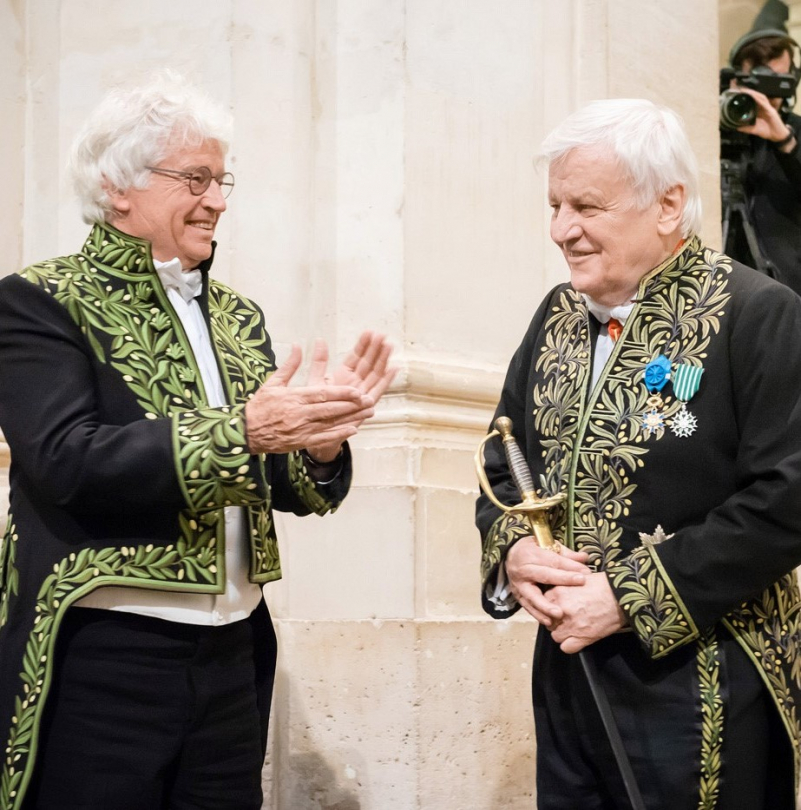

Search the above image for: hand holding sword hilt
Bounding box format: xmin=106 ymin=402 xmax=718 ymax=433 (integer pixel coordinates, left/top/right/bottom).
xmin=475 ymin=416 xmax=565 ymax=552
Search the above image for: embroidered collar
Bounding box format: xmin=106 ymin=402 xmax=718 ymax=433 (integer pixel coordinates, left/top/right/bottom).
xmin=79 ymin=221 xmax=216 ymax=278
xmin=635 ymin=234 xmax=700 ymax=299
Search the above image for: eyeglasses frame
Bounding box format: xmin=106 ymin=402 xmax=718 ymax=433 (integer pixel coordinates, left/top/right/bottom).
xmin=145 ymin=165 xmax=235 ymax=198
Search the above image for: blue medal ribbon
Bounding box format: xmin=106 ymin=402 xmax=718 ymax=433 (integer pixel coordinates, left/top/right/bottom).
xmin=643 ymin=355 xmax=671 ymax=393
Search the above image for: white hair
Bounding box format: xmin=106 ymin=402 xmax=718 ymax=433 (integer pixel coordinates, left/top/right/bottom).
xmin=69 ymin=72 xmax=233 ymax=224
xmin=540 ymin=99 xmax=702 ymax=238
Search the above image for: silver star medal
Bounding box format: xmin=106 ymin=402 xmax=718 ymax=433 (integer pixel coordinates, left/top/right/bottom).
xmin=668 ymin=364 xmax=704 ymax=439
xmin=670 ymin=405 xmax=698 ymax=438
xmin=642 ymin=399 xmax=665 ymax=434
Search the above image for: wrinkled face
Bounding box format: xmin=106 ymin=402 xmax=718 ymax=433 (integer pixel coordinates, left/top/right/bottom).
xmin=548 ymin=147 xmax=670 ymax=307
xmin=111 ymin=139 xmax=227 ymax=268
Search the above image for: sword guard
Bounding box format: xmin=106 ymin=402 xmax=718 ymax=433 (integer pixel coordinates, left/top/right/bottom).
xmin=474 ymin=416 xmax=566 ymax=551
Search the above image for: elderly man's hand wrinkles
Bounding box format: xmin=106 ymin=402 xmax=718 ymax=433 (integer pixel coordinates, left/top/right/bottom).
xmin=245 ymin=344 xmax=375 ymax=455
xmin=546 ymin=572 xmax=628 ymax=654
xmin=505 ymin=536 xmax=590 ymax=627
xmin=304 ymin=331 xmax=397 ymax=461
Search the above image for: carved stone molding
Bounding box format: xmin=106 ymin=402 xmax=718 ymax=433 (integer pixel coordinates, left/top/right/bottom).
xmin=0 ymin=359 xmax=506 ymax=463
xmin=364 ymin=357 xmax=504 ymax=446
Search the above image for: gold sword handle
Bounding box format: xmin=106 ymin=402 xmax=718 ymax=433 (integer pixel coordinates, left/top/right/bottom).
xmin=494 ymin=416 xmax=562 ymax=552
xmin=495 ymin=416 xmax=536 ymax=499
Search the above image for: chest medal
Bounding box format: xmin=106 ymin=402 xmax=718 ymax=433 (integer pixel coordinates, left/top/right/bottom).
xmin=668 ymin=364 xmax=704 ymax=438
xmin=641 ymin=355 xmax=672 ymax=435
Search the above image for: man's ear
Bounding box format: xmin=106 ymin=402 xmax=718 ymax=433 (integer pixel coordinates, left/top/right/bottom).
xmin=102 ymin=178 xmax=130 ymax=219
xmin=656 ymin=184 xmax=685 ymax=236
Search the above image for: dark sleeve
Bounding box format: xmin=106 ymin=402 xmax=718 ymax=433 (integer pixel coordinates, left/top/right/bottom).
xmin=607 ymin=279 xmax=801 ymax=657
xmin=476 ymin=286 xmax=564 ymax=618
xmin=267 ymin=443 xmax=353 ymax=517
xmin=0 ymin=274 xmax=269 ymax=515
xmin=773 ymin=145 xmax=801 ymax=190
xmin=766 ymin=112 xmax=801 ymax=190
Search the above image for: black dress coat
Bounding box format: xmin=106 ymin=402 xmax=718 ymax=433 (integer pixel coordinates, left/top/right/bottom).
xmin=476 ymin=237 xmax=801 ymax=805
xmin=0 ymin=223 xmax=352 ymax=809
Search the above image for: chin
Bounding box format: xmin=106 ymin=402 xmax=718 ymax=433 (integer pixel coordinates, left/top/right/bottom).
xmin=569 ymin=272 xmax=600 ymax=298
xmin=184 ymin=246 xmax=213 ymax=267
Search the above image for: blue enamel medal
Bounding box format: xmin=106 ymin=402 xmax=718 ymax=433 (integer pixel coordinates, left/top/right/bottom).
xmin=641 ymin=355 xmax=671 ymax=435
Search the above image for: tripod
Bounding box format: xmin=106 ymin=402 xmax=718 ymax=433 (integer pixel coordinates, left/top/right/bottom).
xmin=720 ymin=152 xmax=776 ymax=277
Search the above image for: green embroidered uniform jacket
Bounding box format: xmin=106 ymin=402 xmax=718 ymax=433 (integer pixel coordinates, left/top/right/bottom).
xmin=477 ymin=238 xmax=801 ymax=788
xmin=0 ymin=223 xmax=352 ymax=808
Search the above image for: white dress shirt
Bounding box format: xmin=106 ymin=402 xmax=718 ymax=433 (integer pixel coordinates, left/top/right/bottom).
xmin=75 ymin=258 xmax=263 ymax=625
xmin=583 ymin=295 xmax=635 ymax=388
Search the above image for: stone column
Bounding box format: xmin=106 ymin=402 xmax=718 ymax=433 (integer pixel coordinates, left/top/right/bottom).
xmin=264 ymin=2 xmax=720 ymax=808
xmin=787 ymin=0 xmax=801 ymax=49
xmin=0 ymin=1 xmax=24 ymax=273
xmin=0 ymin=0 xmax=25 ymax=526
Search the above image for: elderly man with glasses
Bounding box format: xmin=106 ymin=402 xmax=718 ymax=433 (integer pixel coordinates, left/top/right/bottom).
xmin=0 ymin=74 xmax=395 ymax=810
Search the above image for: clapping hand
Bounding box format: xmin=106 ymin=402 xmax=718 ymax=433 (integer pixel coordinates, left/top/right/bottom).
xmin=245 ymin=331 xmax=396 ymax=459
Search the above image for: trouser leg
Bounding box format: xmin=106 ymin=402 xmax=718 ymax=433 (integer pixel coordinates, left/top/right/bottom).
xmin=23 ymin=607 xmax=271 ymax=810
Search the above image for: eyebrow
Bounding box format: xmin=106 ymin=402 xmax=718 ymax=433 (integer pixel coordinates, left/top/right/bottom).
xmin=550 ymin=192 xmax=606 ymax=206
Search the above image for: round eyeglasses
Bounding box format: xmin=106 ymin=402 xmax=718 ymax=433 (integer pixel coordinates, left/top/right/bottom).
xmin=145 ymin=166 xmax=235 ymax=198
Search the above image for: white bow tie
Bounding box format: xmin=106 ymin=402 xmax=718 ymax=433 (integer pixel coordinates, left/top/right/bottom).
xmin=154 ymin=258 xmax=202 ymax=303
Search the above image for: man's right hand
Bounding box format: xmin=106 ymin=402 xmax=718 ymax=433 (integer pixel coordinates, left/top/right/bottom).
xmin=244 ymin=344 xmax=376 ymax=455
xmin=734 ymin=86 xmax=796 ymax=150
xmin=505 ymin=536 xmax=591 ymax=626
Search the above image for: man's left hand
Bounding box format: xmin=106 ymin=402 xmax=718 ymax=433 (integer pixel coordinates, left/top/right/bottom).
xmin=545 ymin=572 xmax=628 ymax=654
xmin=305 ymin=331 xmax=397 ymax=462
xmin=734 ymin=86 xmax=796 ymax=150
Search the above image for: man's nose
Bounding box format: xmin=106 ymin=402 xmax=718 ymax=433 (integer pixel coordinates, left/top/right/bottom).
xmin=550 ymin=208 xmax=582 ymax=244
xmin=203 ymin=180 xmax=227 ymax=212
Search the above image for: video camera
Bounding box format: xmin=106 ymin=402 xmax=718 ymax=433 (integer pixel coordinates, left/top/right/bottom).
xmin=720 ymin=65 xmax=799 ymax=129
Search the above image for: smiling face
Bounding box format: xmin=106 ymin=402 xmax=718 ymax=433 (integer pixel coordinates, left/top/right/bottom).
xmin=548 ymin=147 xmax=680 ymax=307
xmin=108 ymin=138 xmax=227 ymax=268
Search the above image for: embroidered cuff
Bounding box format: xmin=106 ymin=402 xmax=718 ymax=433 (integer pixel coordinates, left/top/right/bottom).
xmin=300 ymin=448 xmax=344 ymax=485
xmin=173 ymin=405 xmax=268 ymax=512
xmin=288 ymin=449 xmax=347 ymax=516
xmin=480 ymin=512 xmax=533 ymax=618
xmin=606 ymin=544 xmax=699 ymax=659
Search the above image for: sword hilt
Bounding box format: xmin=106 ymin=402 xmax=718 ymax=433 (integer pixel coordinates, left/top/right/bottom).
xmin=489 ymin=416 xmax=563 ymax=551
xmin=495 ymin=416 xmax=537 ymax=499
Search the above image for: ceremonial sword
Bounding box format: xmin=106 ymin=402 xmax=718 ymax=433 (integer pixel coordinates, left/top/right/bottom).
xmin=476 ymin=417 xmax=646 ymax=810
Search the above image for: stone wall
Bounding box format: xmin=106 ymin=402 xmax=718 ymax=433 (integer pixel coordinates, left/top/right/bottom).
xmin=0 ymin=2 xmax=720 ymax=807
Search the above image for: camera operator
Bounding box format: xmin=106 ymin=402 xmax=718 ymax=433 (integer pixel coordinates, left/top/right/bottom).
xmin=721 ymin=8 xmax=801 ymax=295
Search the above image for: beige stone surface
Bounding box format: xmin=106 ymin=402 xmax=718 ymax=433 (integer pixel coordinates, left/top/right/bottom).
xmin=414 ymin=485 xmax=483 ymax=619
xmin=275 ymin=485 xmax=417 ymax=621
xmin=720 ymin=0 xmax=765 ymax=65
xmin=0 ymin=1 xmax=24 ymax=274
xmin=264 ymin=619 xmax=538 ymax=810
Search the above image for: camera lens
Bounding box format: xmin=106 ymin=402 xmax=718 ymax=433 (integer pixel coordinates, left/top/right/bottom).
xmin=720 ymin=90 xmax=757 ymax=129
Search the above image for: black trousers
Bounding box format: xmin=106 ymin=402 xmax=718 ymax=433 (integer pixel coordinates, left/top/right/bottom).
xmin=23 ymin=606 xmax=277 ymax=810
xmin=533 ymin=627 xmax=794 ymax=810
